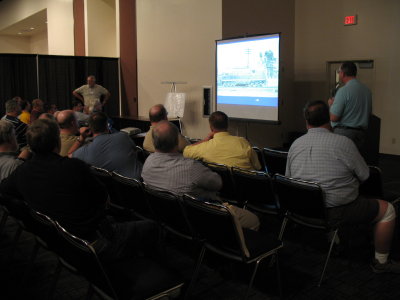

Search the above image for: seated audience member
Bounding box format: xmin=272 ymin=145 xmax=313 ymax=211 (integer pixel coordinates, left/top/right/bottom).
xmin=18 ymin=99 xmax=31 ymax=125
xmin=56 ymin=110 xmax=81 ymax=157
xmin=72 ymin=99 xmax=89 ymax=126
xmin=286 ymin=100 xmax=399 ymax=273
xmin=4 ymin=98 xmax=27 ymax=150
xmin=183 ymin=111 xmax=261 ymax=170
xmin=39 ymin=113 xmax=56 ymax=121
xmin=143 ymin=104 xmax=189 ymax=153
xmin=142 ymin=121 xmax=260 ymax=230
xmin=72 ymin=112 xmax=142 ymax=179
xmin=46 ymin=103 xmax=58 ymax=115
xmin=0 ymin=119 xmax=159 ymax=261
xmin=30 ymin=98 xmax=44 ymax=123
xmin=0 ymin=120 xmax=24 ymax=181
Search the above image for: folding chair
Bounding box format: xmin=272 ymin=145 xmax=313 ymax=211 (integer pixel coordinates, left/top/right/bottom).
xmin=262 ymin=148 xmax=288 ymax=176
xmin=231 ymin=167 xmax=278 ymax=215
xmin=274 ymin=174 xmax=337 ymax=287
xmin=183 ymin=195 xmax=283 ymax=300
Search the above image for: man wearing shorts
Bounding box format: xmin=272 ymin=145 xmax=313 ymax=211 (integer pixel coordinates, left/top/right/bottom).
xmin=286 ymin=100 xmax=399 ymax=273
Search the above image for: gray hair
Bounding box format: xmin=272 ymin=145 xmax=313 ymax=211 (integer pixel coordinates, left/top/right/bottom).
xmin=5 ymin=99 xmax=20 ymax=114
xmin=152 ymin=121 xmax=179 ymax=153
xmin=0 ymin=120 xmax=16 ymax=145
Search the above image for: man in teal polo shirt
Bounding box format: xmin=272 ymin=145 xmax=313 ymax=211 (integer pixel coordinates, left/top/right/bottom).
xmin=328 ymin=62 xmax=372 ymax=150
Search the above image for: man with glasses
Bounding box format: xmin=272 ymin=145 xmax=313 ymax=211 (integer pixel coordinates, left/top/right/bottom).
xmin=328 ymin=62 xmax=372 ymax=150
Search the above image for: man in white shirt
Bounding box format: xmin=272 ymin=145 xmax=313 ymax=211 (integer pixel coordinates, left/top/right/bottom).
xmin=73 ymin=75 xmax=110 ymax=113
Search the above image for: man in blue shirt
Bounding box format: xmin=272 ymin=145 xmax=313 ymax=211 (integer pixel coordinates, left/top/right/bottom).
xmin=72 ymin=112 xmax=142 ymax=179
xmin=328 ymin=62 xmax=372 ymax=150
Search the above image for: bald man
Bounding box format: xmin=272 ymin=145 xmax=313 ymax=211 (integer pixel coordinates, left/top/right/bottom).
xmin=143 ymin=104 xmax=189 ymax=153
xmin=56 ymin=110 xmax=82 ymax=157
xmin=142 ymin=121 xmax=260 ymax=230
xmin=73 ymin=75 xmax=110 ymax=113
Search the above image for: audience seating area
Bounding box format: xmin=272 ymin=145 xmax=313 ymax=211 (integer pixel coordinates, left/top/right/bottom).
xmin=1 ymin=148 xmax=400 ymax=299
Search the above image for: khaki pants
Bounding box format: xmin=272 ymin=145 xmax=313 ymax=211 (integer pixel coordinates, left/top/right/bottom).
xmin=225 ymin=203 xmax=260 ymax=231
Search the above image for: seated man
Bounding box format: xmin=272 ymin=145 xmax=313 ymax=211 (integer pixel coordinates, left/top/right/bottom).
xmin=72 ymin=99 xmax=90 ymax=127
xmin=30 ymin=98 xmax=44 ymax=124
xmin=183 ymin=111 xmax=261 ymax=170
xmin=286 ymin=100 xmax=399 ymax=273
xmin=0 ymin=120 xmax=24 ymax=181
xmin=18 ymin=99 xmax=31 ymax=125
xmin=143 ymin=104 xmax=189 ymax=153
xmin=4 ymin=98 xmax=28 ymax=150
xmin=142 ymin=121 xmax=259 ymax=230
xmin=0 ymin=119 xmax=159 ymax=261
xmin=72 ymin=112 xmax=142 ymax=179
xmin=56 ymin=110 xmax=81 ymax=157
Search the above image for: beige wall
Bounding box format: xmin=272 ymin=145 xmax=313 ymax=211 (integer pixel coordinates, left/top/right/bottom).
xmin=30 ymin=29 xmax=48 ymax=54
xmin=0 ymin=0 xmax=73 ymax=55
xmin=86 ymin=0 xmax=117 ymax=57
xmin=136 ymin=0 xmax=222 ymax=139
xmin=294 ymin=0 xmax=400 ymax=154
xmin=0 ymin=35 xmax=30 ymax=53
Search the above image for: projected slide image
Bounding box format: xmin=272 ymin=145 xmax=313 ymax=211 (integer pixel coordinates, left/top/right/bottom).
xmin=217 ymin=35 xmax=279 ymax=108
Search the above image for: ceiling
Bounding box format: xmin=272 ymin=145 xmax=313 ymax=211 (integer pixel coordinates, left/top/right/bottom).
xmin=0 ymin=9 xmax=47 ymax=37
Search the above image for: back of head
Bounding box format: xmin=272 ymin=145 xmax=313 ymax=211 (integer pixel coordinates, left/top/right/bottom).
xmin=0 ymin=120 xmax=16 ymax=146
xmin=89 ymin=112 xmax=108 ymax=134
xmin=5 ymin=99 xmax=20 ymax=114
xmin=27 ymin=119 xmax=60 ymax=154
xmin=39 ymin=113 xmax=56 ymax=121
xmin=209 ymin=111 xmax=228 ymax=131
xmin=303 ymin=100 xmax=330 ymax=127
xmin=72 ymin=99 xmax=84 ymax=110
xmin=149 ymin=104 xmax=168 ymax=123
xmin=32 ymin=98 xmax=43 ymax=110
xmin=340 ymin=62 xmax=357 ymax=77
xmin=57 ymin=110 xmax=76 ymax=129
xmin=19 ymin=99 xmax=30 ymax=111
xmin=152 ymin=120 xmax=179 ymax=153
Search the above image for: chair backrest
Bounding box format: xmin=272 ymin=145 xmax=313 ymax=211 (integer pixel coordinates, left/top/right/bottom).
xmin=90 ymin=166 xmax=116 ymax=201
xmin=111 ymin=172 xmax=152 ymax=219
xmin=54 ymin=221 xmax=118 ymax=300
xmin=203 ymin=162 xmax=236 ymax=201
xmin=263 ymin=148 xmax=288 ymax=176
xmin=252 ymin=146 xmax=267 ymax=172
xmin=359 ymin=166 xmax=384 ymax=198
xmin=183 ymin=195 xmax=249 ymax=259
xmin=143 ymin=185 xmax=193 ymax=240
xmin=274 ymin=174 xmax=326 ymax=221
xmin=135 ymin=146 xmax=151 ymax=164
xmin=231 ymin=167 xmax=278 ymax=212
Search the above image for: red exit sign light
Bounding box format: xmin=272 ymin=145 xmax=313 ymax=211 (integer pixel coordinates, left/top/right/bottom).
xmin=344 ymin=15 xmax=357 ymax=26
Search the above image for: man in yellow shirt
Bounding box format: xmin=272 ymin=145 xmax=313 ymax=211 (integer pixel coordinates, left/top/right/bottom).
xmin=183 ymin=111 xmax=261 ymax=170
xmin=18 ymin=99 xmax=31 ymax=125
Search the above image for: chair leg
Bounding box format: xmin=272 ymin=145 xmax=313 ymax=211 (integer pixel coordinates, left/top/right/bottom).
xmin=275 ymin=253 xmax=282 ymax=299
xmin=0 ymin=208 xmax=9 ymax=236
xmin=318 ymin=229 xmax=338 ymax=287
xmin=278 ymin=217 xmax=288 ymax=241
xmin=184 ymin=245 xmax=206 ymax=300
xmin=244 ymin=259 xmax=261 ymax=300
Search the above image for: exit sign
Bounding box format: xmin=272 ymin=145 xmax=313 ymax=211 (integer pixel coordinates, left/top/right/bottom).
xmin=344 ymin=15 xmax=357 ymax=26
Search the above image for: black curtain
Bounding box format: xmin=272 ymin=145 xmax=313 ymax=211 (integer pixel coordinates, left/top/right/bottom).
xmin=0 ymin=54 xmax=38 ymax=116
xmin=38 ymin=55 xmax=119 ymax=115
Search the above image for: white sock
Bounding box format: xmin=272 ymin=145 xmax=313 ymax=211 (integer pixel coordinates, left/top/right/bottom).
xmin=375 ymin=252 xmax=389 ymax=264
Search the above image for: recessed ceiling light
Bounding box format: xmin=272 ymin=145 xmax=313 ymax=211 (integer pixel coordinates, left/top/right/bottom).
xmin=30 ymin=27 xmax=35 ymax=30
xmin=45 ymin=21 xmax=48 ymax=24
xmin=17 ymin=32 xmax=22 ymax=35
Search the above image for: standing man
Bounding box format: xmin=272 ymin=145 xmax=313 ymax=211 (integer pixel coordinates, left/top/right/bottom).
xmin=73 ymin=75 xmax=110 ymax=113
xmin=30 ymin=99 xmax=45 ymax=124
xmin=328 ymin=62 xmax=372 ymax=150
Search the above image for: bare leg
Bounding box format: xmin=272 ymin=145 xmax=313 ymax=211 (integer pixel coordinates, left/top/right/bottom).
xmin=373 ymin=200 xmax=395 ymax=254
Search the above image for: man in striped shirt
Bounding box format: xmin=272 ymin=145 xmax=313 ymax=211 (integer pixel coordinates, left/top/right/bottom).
xmin=4 ymin=98 xmax=27 ymax=150
xmin=142 ymin=120 xmax=260 ymax=230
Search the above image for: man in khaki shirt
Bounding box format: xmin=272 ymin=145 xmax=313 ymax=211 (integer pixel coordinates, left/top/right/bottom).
xmin=183 ymin=111 xmax=261 ymax=170
xmin=143 ymin=104 xmax=189 ymax=153
xmin=56 ymin=110 xmax=81 ymax=157
xmin=73 ymin=75 xmax=110 ymax=113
